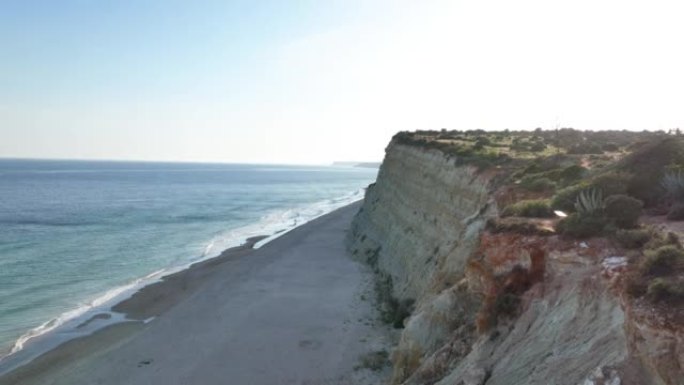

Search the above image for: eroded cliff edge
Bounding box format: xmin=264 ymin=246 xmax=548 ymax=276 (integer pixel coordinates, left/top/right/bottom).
xmin=348 ymin=140 xmax=679 ymax=385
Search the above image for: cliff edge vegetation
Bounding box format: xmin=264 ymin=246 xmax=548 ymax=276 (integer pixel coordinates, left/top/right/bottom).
xmin=349 ymin=128 xmax=684 ymax=385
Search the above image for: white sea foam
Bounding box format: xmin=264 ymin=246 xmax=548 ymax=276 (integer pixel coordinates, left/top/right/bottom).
xmin=198 ymin=188 xmax=365 ymax=257
xmin=0 ymin=188 xmax=366 ymax=370
xmin=6 ymin=268 xmax=166 ymax=358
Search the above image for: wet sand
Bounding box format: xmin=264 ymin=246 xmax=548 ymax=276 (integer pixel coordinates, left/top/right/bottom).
xmin=0 ymin=202 xmax=392 ymax=385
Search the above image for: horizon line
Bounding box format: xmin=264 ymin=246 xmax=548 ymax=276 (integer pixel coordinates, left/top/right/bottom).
xmin=0 ymin=156 xmax=382 ymax=168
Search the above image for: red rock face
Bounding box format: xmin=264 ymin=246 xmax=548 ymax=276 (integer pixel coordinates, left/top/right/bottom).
xmin=469 ymin=232 xmax=684 ymax=384
xmin=467 ymin=232 xmax=552 ymax=332
xmin=397 ymin=229 xmax=639 ymax=385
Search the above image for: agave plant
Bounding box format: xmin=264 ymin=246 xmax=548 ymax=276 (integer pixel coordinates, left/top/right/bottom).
xmin=575 ymin=188 xmax=604 ymax=215
xmin=661 ymin=170 xmax=684 ymax=201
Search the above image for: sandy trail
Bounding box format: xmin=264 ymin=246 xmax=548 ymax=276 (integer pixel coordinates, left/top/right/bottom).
xmin=1 ymin=202 xmax=391 ymax=385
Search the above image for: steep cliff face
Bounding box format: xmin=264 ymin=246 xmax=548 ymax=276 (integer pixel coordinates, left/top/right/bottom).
xmin=348 ymin=142 xmax=494 ymax=302
xmin=348 ymin=140 xmax=678 ymax=385
xmin=348 ymin=141 xmax=494 ymax=382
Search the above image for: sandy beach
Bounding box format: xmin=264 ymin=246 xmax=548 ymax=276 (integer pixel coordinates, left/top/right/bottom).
xmin=0 ymin=202 xmax=392 ymax=385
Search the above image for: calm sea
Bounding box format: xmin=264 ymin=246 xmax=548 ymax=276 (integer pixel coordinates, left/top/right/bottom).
xmin=0 ymin=159 xmax=376 ymax=367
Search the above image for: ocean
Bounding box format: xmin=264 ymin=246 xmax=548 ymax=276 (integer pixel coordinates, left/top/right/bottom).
xmin=0 ymin=159 xmax=376 ymax=368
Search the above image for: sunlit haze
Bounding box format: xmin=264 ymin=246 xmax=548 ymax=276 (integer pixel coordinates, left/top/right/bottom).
xmin=2 ymin=0 xmax=684 ymax=164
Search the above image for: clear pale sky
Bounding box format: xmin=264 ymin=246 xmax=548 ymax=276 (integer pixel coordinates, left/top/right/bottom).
xmin=2 ymin=0 xmax=683 ymax=164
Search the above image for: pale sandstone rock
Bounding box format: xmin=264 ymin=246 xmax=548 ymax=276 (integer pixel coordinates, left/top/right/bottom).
xmin=348 ymin=142 xmax=493 ymax=301
xmin=348 ymin=142 xmax=494 ymax=383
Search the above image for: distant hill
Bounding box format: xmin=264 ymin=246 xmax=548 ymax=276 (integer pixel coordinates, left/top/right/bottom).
xmin=331 ymin=161 xmax=381 ymax=169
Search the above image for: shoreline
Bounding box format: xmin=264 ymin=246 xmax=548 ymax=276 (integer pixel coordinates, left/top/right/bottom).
xmin=0 ymin=191 xmax=368 ymax=373
xmin=0 ymin=235 xmax=271 ymax=377
xmin=0 ymin=201 xmax=394 ymax=385
xmin=0 ymin=235 xmax=270 ymax=382
xmin=111 ymin=235 xmax=268 ymax=321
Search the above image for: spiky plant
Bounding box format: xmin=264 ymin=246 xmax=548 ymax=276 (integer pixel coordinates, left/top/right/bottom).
xmin=575 ymin=188 xmax=604 ymax=215
xmin=661 ymin=170 xmax=684 ymax=201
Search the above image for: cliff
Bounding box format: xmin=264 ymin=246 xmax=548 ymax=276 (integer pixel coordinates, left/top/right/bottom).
xmin=348 ymin=139 xmax=681 ymax=385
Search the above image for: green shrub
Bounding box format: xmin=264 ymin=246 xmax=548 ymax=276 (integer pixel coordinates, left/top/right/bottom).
xmin=518 ymin=168 xmax=564 ymax=183
xmin=602 ymin=143 xmax=620 ymax=152
xmin=591 ymin=172 xmax=631 ymax=197
xmin=502 ymin=199 xmax=555 ymax=218
xmin=521 ymin=155 xmax=572 ymax=175
xmin=556 ymin=213 xmax=608 ymax=238
xmin=618 ymin=138 xmax=684 ymax=205
xmin=567 ymin=143 xmax=603 ymax=154
xmin=641 ymin=245 xmax=684 ymax=276
xmin=644 ymin=231 xmax=681 ymax=251
xmin=529 ymin=142 xmax=546 ymax=152
xmin=551 ymin=184 xmax=588 ymax=212
xmin=615 ymin=228 xmax=651 ymax=249
xmin=604 ymin=194 xmax=643 ymax=228
xmin=666 ymin=232 xmax=681 ymax=247
xmin=475 ymin=136 xmax=491 ymax=146
xmin=629 ymin=174 xmax=665 ymax=207
xmin=486 ymin=218 xmax=556 ymax=236
xmin=559 ymin=165 xmax=586 ymax=183
xmin=520 ymin=176 xmax=555 ymax=192
xmin=647 ymin=278 xmax=683 ymax=301
xmin=626 ymin=140 xmax=649 ymax=151
xmin=667 ymin=203 xmax=684 ymax=221
xmin=473 ymin=137 xmax=490 ymax=150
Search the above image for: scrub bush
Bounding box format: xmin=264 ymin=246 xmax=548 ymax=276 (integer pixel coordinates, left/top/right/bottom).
xmin=604 ymin=194 xmax=643 ymax=228
xmin=501 ymin=199 xmax=555 ymax=218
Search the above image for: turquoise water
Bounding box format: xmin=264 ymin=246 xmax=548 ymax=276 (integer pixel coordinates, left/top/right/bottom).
xmin=0 ymin=159 xmax=376 ymax=362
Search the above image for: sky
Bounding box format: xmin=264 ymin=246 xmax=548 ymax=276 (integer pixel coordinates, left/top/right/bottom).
xmin=1 ymin=0 xmax=684 ymax=164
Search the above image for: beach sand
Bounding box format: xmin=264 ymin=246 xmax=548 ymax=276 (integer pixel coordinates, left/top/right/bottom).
xmin=0 ymin=202 xmax=392 ymax=385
